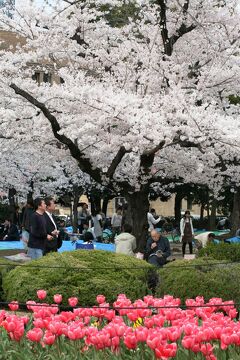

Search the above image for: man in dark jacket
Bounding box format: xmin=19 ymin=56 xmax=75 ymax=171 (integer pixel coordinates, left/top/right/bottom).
xmin=145 ymin=230 xmax=171 ymax=267
xmin=43 ymin=197 xmax=62 ymax=255
xmin=2 ymin=219 xmax=20 ymax=241
xmin=28 ymin=198 xmax=48 ymax=260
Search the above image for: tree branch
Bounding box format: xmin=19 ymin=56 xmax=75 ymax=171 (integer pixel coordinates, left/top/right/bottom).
xmin=106 ymin=146 xmax=131 ymax=178
xmin=10 ymin=83 xmax=104 ymax=185
xmin=156 ymin=0 xmax=196 ymax=56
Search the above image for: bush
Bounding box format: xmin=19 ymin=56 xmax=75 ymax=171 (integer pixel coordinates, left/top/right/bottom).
xmin=156 ymin=258 xmax=240 ymax=303
xmin=0 ymin=258 xmax=16 ymax=301
xmin=2 ymin=250 xmax=156 ymax=305
xmin=199 ymin=243 xmax=240 ymax=262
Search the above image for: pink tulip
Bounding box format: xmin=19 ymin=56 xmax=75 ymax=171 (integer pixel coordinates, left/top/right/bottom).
xmin=96 ymin=295 xmax=106 ymax=304
xmin=8 ymin=301 xmax=19 ymax=312
xmin=53 ymin=294 xmax=62 ymax=304
xmin=68 ymin=297 xmax=78 ymax=307
xmin=37 ymin=290 xmax=47 ymax=300
xmin=27 ymin=328 xmax=43 ymax=342
xmin=43 ymin=331 xmax=56 ymax=345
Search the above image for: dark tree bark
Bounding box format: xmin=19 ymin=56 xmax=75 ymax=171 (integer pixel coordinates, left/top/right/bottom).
xmin=174 ymin=191 xmax=183 ymax=227
xmin=8 ymin=188 xmax=17 ymax=223
xmin=124 ymin=191 xmax=149 ymax=252
xmin=200 ymin=204 xmax=204 ymax=222
xmin=209 ymin=199 xmax=217 ymax=231
xmin=102 ymin=197 xmax=109 ymax=216
xmin=72 ymin=185 xmax=82 ymax=232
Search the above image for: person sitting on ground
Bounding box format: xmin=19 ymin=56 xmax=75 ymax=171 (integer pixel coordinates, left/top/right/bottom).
xmin=194 ymin=232 xmax=216 ymax=250
xmin=115 ymin=223 xmax=137 ymax=256
xmin=145 ymin=229 xmax=171 ymax=267
xmin=147 ymin=208 xmax=161 ymax=231
xmin=2 ymin=219 xmax=20 ymax=241
xmin=58 ymin=220 xmax=70 ymax=241
xmin=83 ymin=231 xmax=94 ymax=244
xmin=162 ymin=218 xmax=173 ymax=234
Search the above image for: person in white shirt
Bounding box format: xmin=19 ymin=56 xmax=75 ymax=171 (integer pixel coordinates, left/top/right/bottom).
xmin=194 ymin=232 xmax=215 ymax=249
xmin=115 ymin=223 xmax=137 ymax=256
xmin=147 ymin=208 xmax=161 ymax=231
xmin=43 ymin=197 xmax=60 ymax=255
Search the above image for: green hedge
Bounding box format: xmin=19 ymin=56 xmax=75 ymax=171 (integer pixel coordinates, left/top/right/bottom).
xmin=199 ymin=243 xmax=240 ymax=262
xmin=2 ymin=250 xmax=155 ymax=306
xmin=156 ymin=258 xmax=240 ymax=303
xmin=0 ymin=259 xmax=16 ymax=301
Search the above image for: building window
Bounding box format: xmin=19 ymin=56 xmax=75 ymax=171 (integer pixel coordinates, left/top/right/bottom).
xmin=32 ymin=71 xmax=41 ymax=84
xmin=43 ymin=72 xmax=52 ymax=84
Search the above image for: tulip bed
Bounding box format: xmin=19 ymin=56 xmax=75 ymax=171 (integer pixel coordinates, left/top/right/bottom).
xmin=0 ymin=291 xmax=240 ymax=360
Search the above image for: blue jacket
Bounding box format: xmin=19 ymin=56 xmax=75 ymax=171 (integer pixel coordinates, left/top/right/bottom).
xmin=145 ymin=236 xmax=171 ymax=260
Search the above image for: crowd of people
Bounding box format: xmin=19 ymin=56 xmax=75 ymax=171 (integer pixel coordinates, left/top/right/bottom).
xmin=0 ymin=199 xmax=233 ymax=266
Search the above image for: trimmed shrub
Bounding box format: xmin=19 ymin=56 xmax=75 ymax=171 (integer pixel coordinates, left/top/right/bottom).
xmin=0 ymin=258 xmax=16 ymax=301
xmin=2 ymin=250 xmax=156 ymax=305
xmin=199 ymin=243 xmax=240 ymax=262
xmin=156 ymin=258 xmax=240 ymax=303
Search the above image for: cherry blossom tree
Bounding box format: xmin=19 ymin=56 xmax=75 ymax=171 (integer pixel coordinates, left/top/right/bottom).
xmin=0 ymin=0 xmax=240 ymax=248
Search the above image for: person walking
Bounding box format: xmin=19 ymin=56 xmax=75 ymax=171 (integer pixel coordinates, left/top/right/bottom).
xmin=115 ymin=223 xmax=136 ymax=256
xmin=180 ymin=210 xmax=194 ymax=256
xmin=28 ymin=198 xmax=49 ymax=260
xmin=43 ymin=197 xmax=61 ymax=255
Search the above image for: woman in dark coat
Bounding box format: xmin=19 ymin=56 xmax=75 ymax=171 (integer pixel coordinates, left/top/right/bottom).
xmin=180 ymin=210 xmax=194 ymax=256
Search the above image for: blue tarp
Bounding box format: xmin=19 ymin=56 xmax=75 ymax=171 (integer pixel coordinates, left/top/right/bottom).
xmin=0 ymin=240 xmax=115 ymax=252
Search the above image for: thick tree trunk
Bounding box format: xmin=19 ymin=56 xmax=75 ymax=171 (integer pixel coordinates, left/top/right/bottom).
xmin=209 ymin=199 xmax=217 ymax=231
xmin=124 ymin=191 xmax=149 ymax=252
xmin=102 ymin=198 xmax=109 ymax=216
xmin=230 ymin=188 xmax=240 ymax=235
xmin=200 ymin=204 xmax=204 ymax=222
xmin=8 ymin=188 xmax=16 ymax=223
xmin=90 ymin=194 xmax=101 ymax=216
xmin=27 ymin=180 xmax=34 ymax=202
xmin=174 ymin=192 xmax=183 ymax=227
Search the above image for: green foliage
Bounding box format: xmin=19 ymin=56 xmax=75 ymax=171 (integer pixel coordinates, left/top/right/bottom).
xmin=156 ymin=258 xmax=240 ymax=303
xmin=229 ymin=94 xmax=240 ymax=105
xmin=199 ymin=243 xmax=240 ymax=262
xmin=0 ymin=259 xmax=16 ymax=301
xmin=99 ymin=1 xmax=140 ymax=27
xmin=2 ymin=250 xmax=155 ymax=305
